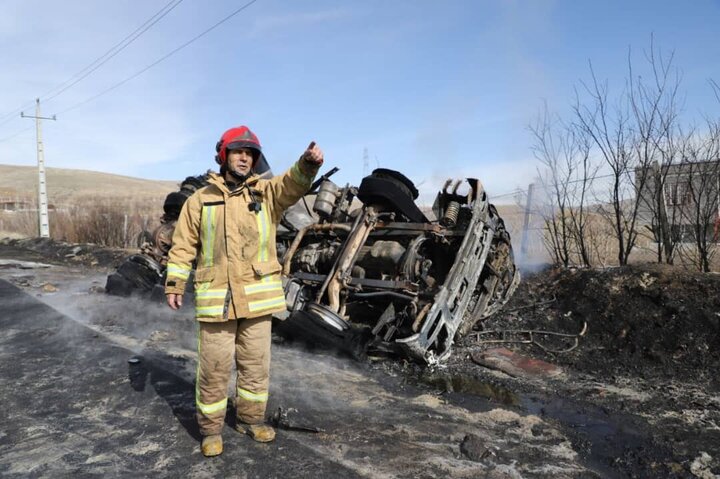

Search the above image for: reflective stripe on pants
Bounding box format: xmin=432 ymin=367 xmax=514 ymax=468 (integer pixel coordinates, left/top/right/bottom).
xmin=195 ymin=315 xmax=272 ymax=435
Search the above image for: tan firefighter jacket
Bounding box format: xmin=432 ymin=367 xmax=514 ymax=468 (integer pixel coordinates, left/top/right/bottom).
xmin=164 ymin=158 xmax=319 ymax=322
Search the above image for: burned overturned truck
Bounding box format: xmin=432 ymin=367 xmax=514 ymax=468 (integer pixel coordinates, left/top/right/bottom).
xmin=279 ymin=169 xmax=519 ymax=363
xmin=107 ymin=168 xmax=519 ymax=363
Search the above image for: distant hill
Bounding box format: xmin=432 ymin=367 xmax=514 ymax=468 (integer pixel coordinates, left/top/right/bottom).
xmin=0 ymin=164 xmax=179 ymax=206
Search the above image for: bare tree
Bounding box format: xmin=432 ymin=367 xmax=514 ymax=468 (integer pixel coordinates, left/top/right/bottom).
xmin=573 ymin=38 xmax=682 ymax=265
xmin=676 ymin=123 xmax=720 ymax=272
xmin=531 ymin=104 xmax=573 ymax=267
xmin=573 ymin=61 xmax=635 ymax=266
xmin=631 ymin=39 xmax=683 ymax=264
xmin=566 ymin=126 xmax=597 ymax=266
xmin=530 ymin=104 xmax=598 ymax=267
xmin=637 ymin=125 xmax=691 ymax=265
xmin=711 ymin=79 xmax=720 ymax=103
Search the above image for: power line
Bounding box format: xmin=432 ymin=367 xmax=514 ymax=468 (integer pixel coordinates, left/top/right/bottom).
xmin=491 ymin=188 xmax=525 ymax=199
xmin=42 ymin=0 xmax=185 ymax=104
xmin=0 ymin=126 xmax=34 ymax=143
xmin=0 ymin=0 xmax=184 ymax=129
xmin=58 ymin=0 xmax=261 ymax=115
xmin=491 ymin=172 xmax=620 ymax=200
xmin=0 ymin=102 xmax=38 ymax=129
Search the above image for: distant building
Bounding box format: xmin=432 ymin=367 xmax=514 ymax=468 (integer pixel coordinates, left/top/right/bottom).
xmin=0 ymin=197 xmax=33 ymax=212
xmin=0 ymin=197 xmax=58 ymax=213
xmin=635 ymin=160 xmax=720 ymax=241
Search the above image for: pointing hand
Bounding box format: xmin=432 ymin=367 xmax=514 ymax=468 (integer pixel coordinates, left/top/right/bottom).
xmin=301 ymin=141 xmax=324 ymax=165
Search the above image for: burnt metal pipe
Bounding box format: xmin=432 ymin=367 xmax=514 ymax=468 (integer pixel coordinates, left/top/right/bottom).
xmin=282 ymin=223 xmax=352 ymax=275
xmin=317 ymin=210 xmax=368 ymax=304
xmin=412 ymin=303 xmax=432 ymax=333
xmin=349 ymin=291 xmax=416 ymax=301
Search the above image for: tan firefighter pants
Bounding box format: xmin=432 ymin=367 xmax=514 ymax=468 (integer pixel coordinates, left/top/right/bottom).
xmin=195 ymin=315 xmax=272 ymax=436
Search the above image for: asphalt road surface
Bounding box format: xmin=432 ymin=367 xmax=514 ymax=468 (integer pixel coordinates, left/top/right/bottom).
xmin=0 ymin=274 xmax=593 ymax=478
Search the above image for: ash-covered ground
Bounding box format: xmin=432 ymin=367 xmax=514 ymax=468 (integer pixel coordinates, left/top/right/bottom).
xmin=1 ymin=237 xmax=719 ymax=478
xmin=433 ymin=265 xmax=720 ymax=478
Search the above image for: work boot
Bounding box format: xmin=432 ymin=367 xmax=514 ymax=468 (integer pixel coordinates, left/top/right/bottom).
xmin=201 ymin=434 xmax=223 ymax=457
xmin=237 ymin=423 xmax=276 ymax=443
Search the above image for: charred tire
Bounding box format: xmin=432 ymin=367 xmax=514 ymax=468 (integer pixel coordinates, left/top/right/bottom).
xmin=105 ymin=272 xmax=134 ymax=297
xmin=109 ymin=254 xmax=163 ymax=294
xmin=276 ymin=310 xmax=366 ymax=360
xmin=128 ymin=254 xmax=163 ymax=277
xmin=357 ymin=169 xmax=427 ymax=222
xmin=305 ymin=302 xmax=350 ymax=334
xmin=180 ymin=175 xmax=208 ymax=192
xmin=163 ymin=191 xmax=190 ymax=219
xmin=366 ymin=169 xmax=419 ymax=199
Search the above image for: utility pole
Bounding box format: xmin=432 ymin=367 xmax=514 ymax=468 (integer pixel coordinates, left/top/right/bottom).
xmin=21 ymin=99 xmax=56 ymax=238
xmin=520 ymin=182 xmax=535 ymax=263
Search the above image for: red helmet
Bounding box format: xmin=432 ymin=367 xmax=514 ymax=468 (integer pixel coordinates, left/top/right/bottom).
xmin=214 ymin=125 xmax=271 ymax=175
xmin=215 ymin=125 xmax=262 ymax=165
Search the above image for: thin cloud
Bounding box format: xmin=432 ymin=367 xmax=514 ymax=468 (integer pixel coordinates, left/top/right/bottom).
xmin=248 ymin=8 xmax=357 ymax=37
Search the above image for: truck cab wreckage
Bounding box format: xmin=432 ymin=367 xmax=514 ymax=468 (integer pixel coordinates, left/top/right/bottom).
xmin=107 ymin=167 xmax=520 ymax=364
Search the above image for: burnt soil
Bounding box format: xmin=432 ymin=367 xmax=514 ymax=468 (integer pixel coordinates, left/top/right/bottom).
xmin=485 ymin=265 xmax=720 ymax=383
xmin=2 ymin=238 xmax=719 ymax=478
xmin=0 ymin=237 xmax=131 ymax=269
xmin=430 ymin=264 xmax=720 ymax=478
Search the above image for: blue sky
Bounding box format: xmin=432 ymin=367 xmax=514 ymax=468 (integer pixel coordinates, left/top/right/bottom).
xmin=1 ymin=0 xmax=719 ymax=204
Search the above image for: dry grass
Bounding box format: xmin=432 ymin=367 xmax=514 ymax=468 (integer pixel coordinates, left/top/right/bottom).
xmin=0 ymin=164 xmax=177 ymax=247
xmin=0 ymin=195 xmax=165 ymax=248
xmin=0 ymin=164 xmax=178 ymax=206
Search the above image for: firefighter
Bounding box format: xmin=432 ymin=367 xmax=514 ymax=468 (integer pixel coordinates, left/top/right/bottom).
xmin=164 ymin=126 xmax=322 ymax=456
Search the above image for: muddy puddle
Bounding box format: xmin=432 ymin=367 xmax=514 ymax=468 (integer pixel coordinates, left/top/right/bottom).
xmin=415 ymin=370 xmax=682 ymax=478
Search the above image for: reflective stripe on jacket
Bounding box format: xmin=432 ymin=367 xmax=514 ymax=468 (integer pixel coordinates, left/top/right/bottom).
xmin=165 ymin=158 xmax=319 ymax=321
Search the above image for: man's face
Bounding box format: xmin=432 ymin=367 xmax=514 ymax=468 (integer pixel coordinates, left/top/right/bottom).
xmin=226 ymin=148 xmax=254 ymax=177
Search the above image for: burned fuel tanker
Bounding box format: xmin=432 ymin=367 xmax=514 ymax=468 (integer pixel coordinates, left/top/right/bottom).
xmin=107 ymin=167 xmax=519 ymax=364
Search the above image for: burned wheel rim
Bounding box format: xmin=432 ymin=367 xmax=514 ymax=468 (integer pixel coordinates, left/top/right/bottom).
xmin=305 ymin=301 xmax=350 ymax=333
